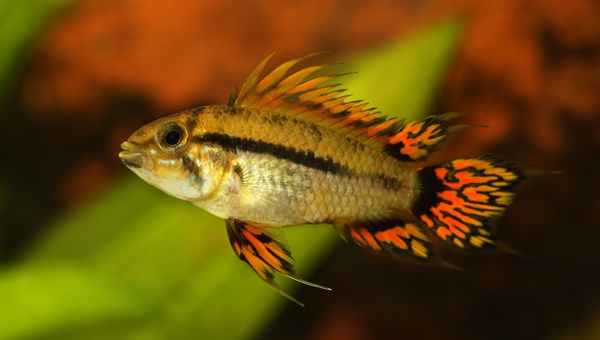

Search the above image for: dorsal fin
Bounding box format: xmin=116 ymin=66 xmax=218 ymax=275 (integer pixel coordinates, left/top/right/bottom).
xmin=229 ymin=52 xmax=465 ymax=162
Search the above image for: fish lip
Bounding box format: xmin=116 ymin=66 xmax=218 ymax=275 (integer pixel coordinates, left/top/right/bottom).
xmin=119 ymin=141 xmax=144 ymax=169
xmin=120 ymin=141 xmax=138 ymax=152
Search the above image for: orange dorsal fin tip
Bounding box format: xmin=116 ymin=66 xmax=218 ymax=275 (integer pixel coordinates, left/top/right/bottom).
xmin=227 ymin=85 xmax=239 ymax=106
xmin=382 ymin=112 xmax=475 ymax=162
xmin=233 ymin=51 xmax=325 ymax=105
xmin=232 ymin=50 xmax=278 ymax=105
xmin=231 ymin=52 xmax=372 ymax=127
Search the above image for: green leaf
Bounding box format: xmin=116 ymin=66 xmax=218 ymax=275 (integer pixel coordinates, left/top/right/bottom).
xmin=12 ymin=18 xmax=463 ymax=340
xmin=26 ymin=177 xmax=339 ymax=339
xmin=0 ymin=262 xmax=156 ymax=340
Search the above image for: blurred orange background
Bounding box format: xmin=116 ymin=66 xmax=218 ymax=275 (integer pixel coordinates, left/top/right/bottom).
xmin=2 ymin=0 xmax=599 ymax=339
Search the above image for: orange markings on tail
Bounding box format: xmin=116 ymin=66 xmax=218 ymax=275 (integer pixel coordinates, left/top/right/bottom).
xmin=413 ymin=155 xmax=526 ymax=252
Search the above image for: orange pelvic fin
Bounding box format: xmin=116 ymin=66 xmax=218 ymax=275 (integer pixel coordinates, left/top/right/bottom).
xmin=226 ymin=219 xmax=330 ymax=306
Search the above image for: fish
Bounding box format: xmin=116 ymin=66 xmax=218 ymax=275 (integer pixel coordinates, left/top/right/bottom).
xmin=119 ymin=52 xmax=528 ymax=305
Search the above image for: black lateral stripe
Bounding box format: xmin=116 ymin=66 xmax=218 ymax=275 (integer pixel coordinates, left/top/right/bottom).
xmin=193 ymin=133 xmax=403 ymax=190
xmin=193 ymin=133 xmax=349 ymax=175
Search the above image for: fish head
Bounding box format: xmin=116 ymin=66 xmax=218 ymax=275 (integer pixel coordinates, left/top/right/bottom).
xmin=119 ymin=114 xmax=226 ymax=201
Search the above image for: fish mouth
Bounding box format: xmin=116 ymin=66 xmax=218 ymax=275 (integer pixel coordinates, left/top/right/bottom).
xmin=119 ymin=141 xmax=145 ymax=169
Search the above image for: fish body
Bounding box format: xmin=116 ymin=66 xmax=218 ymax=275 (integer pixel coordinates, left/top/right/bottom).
xmin=124 ymin=105 xmax=416 ymax=226
xmin=120 ymin=52 xmax=527 ymax=305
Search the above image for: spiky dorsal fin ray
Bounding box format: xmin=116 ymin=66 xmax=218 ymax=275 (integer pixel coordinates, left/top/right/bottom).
xmin=225 ymin=219 xmax=330 ymax=306
xmin=229 ymin=52 xmax=467 ymax=162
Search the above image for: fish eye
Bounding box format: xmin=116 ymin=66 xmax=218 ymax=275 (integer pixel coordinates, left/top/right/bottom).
xmin=156 ymin=120 xmax=189 ymax=152
xmin=164 ymin=130 xmax=181 ymax=146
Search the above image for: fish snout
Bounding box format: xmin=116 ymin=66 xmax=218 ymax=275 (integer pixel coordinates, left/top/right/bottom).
xmin=119 ymin=141 xmax=145 ymax=169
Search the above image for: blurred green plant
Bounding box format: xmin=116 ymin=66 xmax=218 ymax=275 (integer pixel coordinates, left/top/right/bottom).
xmin=0 ymin=14 xmax=462 ymax=340
xmin=1 ymin=0 xmax=81 ymax=256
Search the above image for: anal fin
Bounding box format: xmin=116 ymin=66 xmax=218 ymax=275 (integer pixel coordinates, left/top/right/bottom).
xmin=226 ymin=219 xmax=330 ymax=306
xmin=333 ymin=218 xmax=437 ymax=264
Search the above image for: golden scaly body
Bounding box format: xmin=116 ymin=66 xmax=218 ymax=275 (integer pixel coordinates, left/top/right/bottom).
xmin=120 ymin=52 xmax=528 ymax=305
xmin=183 ymin=105 xmax=417 ymax=226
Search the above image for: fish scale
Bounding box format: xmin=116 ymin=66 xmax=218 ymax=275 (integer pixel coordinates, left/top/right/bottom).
xmin=206 ymin=151 xmax=403 ymax=227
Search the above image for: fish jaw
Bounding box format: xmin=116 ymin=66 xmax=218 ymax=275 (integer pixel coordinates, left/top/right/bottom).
xmin=119 ymin=141 xmax=153 ymax=170
xmin=120 ymin=140 xmax=201 ymax=201
xmin=119 ymin=140 xmax=167 ymax=194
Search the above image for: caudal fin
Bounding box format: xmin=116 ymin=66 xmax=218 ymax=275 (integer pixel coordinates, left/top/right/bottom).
xmin=412 ymin=155 xmax=527 ymax=252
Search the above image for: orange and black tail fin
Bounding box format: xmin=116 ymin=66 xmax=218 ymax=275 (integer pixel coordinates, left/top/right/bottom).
xmin=412 ymin=155 xmax=527 ymax=252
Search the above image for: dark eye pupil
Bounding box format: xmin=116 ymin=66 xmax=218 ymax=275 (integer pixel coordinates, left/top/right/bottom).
xmin=164 ymin=130 xmax=181 ymax=146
